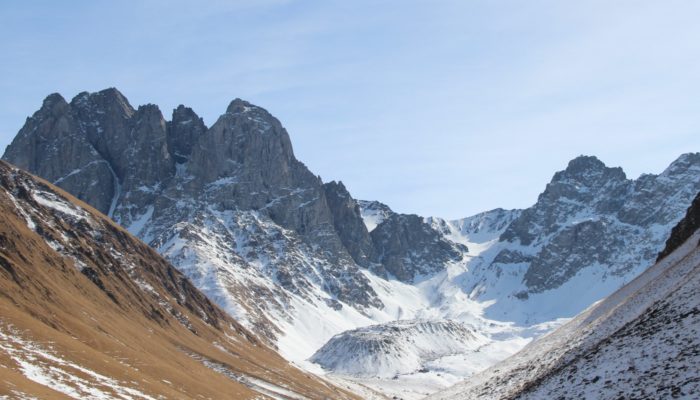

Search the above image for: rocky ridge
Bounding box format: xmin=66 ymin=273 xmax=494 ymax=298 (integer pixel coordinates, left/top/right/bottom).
xmin=451 ymin=153 xmax=700 ymax=324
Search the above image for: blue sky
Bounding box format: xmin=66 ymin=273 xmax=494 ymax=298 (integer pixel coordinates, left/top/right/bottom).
xmin=1 ymin=1 xmax=699 ymax=219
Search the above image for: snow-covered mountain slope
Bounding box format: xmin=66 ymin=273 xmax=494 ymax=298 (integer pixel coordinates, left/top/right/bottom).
xmin=4 ymin=88 xmax=700 ymax=398
xmin=455 ymin=154 xmax=700 ymax=325
xmin=0 ymin=160 xmax=358 ymax=400
xmin=428 ymin=208 xmax=522 ymax=256
xmin=429 ymin=191 xmax=700 ymax=400
xmin=311 ymin=320 xmax=487 ymax=378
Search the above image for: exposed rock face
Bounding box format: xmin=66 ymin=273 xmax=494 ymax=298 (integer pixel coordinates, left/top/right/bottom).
xmin=658 ymin=190 xmax=700 ymax=260
xmin=323 ymin=181 xmax=377 ymax=267
xmin=500 ymin=156 xmax=628 ymax=246
xmin=371 ymin=213 xmax=467 ymax=281
xmin=2 ymin=93 xmax=117 ymax=213
xmin=168 ymin=104 xmax=206 ymax=163
xmin=490 ymin=154 xmax=700 ymax=294
xmin=357 ymin=200 xmax=470 ymax=282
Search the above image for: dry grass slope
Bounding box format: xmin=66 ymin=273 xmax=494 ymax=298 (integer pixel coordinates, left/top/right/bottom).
xmin=0 ymin=160 xmax=358 ymax=400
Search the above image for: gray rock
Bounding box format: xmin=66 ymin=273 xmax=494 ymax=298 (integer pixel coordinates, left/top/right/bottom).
xmin=323 ymin=181 xmax=377 ymax=267
xmin=493 ymin=153 xmax=700 ymax=293
xmin=371 ymin=213 xmax=466 ymax=282
xmin=3 ymin=92 xmax=117 ymax=214
xmin=168 ymin=105 xmax=206 ymax=163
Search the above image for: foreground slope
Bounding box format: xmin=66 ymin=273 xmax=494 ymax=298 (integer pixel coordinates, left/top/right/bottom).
xmin=429 ymin=191 xmax=700 ymax=400
xmin=0 ymin=161 xmax=357 ymax=399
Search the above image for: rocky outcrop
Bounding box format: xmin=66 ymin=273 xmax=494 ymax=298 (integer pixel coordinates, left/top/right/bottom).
xmin=323 ymin=181 xmax=377 ymax=267
xmin=2 ymin=93 xmax=117 ymax=213
xmin=168 ymin=105 xmax=206 ymax=163
xmin=657 ymin=190 xmax=700 ymax=260
xmin=500 ymin=156 xmax=628 ymax=246
xmin=371 ymin=213 xmax=467 ymax=282
xmin=357 ymin=200 xmax=393 ymax=232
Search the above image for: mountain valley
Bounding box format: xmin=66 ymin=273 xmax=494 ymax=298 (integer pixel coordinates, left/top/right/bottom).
xmin=2 ymin=88 xmax=699 ymax=399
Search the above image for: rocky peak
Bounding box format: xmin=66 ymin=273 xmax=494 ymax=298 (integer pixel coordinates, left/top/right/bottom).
xmin=188 ymin=98 xmax=295 ymax=185
xmin=493 ymin=153 xmax=700 ymax=297
xmin=119 ymin=103 xmax=174 ymax=189
xmin=70 ymin=87 xmax=135 ymax=119
xmin=169 ymin=105 xmax=206 ymax=163
xmin=226 ymin=98 xmax=257 ymax=114
xmin=501 ymin=156 xmax=631 ymax=245
xmin=660 ymin=152 xmax=700 ymax=177
xmin=358 ymin=200 xmax=394 ymax=232
xmin=551 ymin=155 xmax=626 ymax=187
xmin=39 ymin=93 xmax=70 ymax=116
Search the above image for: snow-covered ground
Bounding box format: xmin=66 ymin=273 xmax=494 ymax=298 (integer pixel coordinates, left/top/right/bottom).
xmin=428 ymin=229 xmax=700 ymax=400
xmin=295 ymin=194 xmax=690 ymax=399
xmin=281 ymin=211 xmax=564 ymax=399
xmin=0 ymin=323 xmax=157 ymax=400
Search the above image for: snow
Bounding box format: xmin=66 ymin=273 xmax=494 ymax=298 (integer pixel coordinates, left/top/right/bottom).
xmin=0 ymin=323 xmax=157 ymax=400
xmin=428 ymin=229 xmax=700 ymax=400
xmin=126 ymin=206 xmax=154 ymax=237
xmin=8 ymin=194 xmax=36 ymax=230
xmin=358 ymin=201 xmax=392 ymax=232
xmin=185 ymin=349 xmax=309 ymax=400
xmin=106 ymin=163 xmax=121 ymax=219
xmin=310 ymin=320 xmax=488 ymax=378
xmin=31 ymin=191 xmax=88 ymax=221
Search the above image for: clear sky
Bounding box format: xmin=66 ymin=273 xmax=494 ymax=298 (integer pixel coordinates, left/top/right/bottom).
xmin=1 ymin=1 xmax=698 ymax=219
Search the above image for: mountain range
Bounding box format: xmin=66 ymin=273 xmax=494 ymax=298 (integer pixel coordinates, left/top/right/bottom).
xmin=3 ymin=88 xmax=699 ymax=398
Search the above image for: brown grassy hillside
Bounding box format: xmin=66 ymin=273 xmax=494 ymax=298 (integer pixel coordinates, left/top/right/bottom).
xmin=0 ymin=160 xmax=358 ymax=399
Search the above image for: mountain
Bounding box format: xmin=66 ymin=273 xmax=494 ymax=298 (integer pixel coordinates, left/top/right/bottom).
xmin=1 ymin=89 xmax=469 ymax=359
xmin=451 ymin=153 xmax=700 ymax=325
xmin=0 ymin=160 xmax=357 ymax=399
xmin=4 ymin=88 xmax=699 ymax=397
xmin=429 ymin=191 xmax=700 ymax=400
